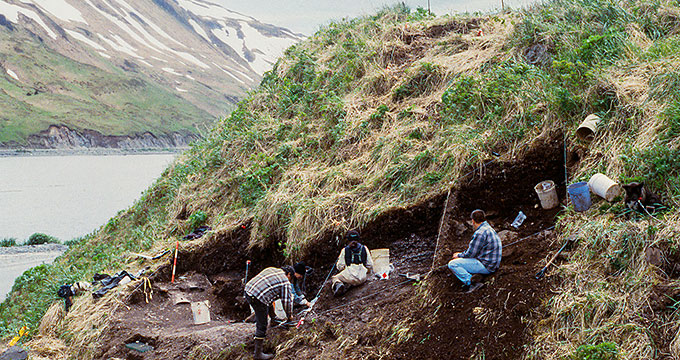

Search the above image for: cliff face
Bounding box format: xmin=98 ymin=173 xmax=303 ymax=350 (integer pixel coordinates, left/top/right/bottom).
xmin=19 ymin=125 xmax=199 ymax=149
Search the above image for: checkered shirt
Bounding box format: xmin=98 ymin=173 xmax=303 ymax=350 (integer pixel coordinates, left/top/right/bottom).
xmin=459 ymin=221 xmax=502 ymax=271
xmin=245 ymin=267 xmax=293 ymax=317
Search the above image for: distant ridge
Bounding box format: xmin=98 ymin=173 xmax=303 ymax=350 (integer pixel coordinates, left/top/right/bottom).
xmin=0 ymin=0 xmax=302 ymax=148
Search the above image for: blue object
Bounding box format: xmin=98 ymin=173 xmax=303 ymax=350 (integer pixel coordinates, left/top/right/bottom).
xmin=568 ymin=181 xmax=591 ymax=212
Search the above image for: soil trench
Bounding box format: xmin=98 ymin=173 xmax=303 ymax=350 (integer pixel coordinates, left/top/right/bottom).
xmin=95 ymin=134 xmax=567 ymax=360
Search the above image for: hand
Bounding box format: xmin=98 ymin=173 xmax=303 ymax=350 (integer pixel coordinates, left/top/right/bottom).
xmin=300 ymin=298 xmax=309 ymax=307
xmin=452 ymin=252 xmax=461 ymax=259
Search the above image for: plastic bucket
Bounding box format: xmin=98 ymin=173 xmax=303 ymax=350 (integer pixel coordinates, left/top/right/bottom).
xmin=534 ymin=180 xmax=559 ymax=209
xmin=588 ymin=173 xmax=622 ymax=202
xmin=576 ymin=114 xmax=601 ymax=142
xmin=567 ymin=181 xmax=591 ymax=212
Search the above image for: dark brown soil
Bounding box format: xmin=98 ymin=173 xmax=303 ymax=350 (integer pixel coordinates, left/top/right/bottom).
xmin=93 ymin=134 xmax=568 ymax=360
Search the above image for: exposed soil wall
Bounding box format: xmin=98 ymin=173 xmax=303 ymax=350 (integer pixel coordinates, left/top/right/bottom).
xmin=95 ymin=133 xmax=568 ymax=359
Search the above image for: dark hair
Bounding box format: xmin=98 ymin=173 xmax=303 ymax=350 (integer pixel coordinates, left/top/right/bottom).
xmin=471 ymin=209 xmax=486 ymax=223
xmin=282 ymin=265 xmax=295 ymax=276
xmin=293 ymin=261 xmax=306 ymax=276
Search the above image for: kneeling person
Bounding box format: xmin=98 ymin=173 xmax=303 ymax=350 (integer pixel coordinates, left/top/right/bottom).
xmin=245 ymin=266 xmax=295 ymax=360
xmin=289 ymin=262 xmax=312 ymax=308
xmin=448 ymin=209 xmax=502 ymax=293
xmin=331 ymin=230 xmax=374 ymax=296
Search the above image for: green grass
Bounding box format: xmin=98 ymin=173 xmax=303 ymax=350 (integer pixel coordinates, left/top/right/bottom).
xmin=0 ymin=28 xmax=210 ymax=144
xmin=0 ymin=238 xmax=17 ymax=247
xmin=2 ymin=2 xmax=680 ymax=359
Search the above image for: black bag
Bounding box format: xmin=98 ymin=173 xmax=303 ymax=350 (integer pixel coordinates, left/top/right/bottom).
xmin=57 ymin=284 xmax=73 ymax=298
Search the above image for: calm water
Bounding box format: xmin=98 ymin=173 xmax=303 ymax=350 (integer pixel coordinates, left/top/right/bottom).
xmin=0 ymin=154 xmax=176 ymax=242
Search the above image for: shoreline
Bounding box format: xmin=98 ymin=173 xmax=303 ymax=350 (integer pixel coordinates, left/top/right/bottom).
xmin=0 ymin=147 xmax=189 ymax=157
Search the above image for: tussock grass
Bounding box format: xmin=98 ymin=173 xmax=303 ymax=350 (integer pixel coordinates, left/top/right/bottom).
xmin=4 ymin=1 xmax=680 ymax=359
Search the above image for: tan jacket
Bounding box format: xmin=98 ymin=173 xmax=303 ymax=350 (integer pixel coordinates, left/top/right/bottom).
xmin=334 ymin=245 xmax=374 ymax=286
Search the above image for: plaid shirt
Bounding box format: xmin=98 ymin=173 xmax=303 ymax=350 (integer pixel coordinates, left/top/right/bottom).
xmin=245 ymin=267 xmax=293 ymax=317
xmin=460 ymin=221 xmax=502 ymax=272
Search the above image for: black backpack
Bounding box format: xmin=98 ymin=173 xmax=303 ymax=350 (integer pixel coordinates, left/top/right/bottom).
xmin=57 ymin=284 xmax=73 ymax=298
xmin=344 ymin=243 xmax=367 ymax=266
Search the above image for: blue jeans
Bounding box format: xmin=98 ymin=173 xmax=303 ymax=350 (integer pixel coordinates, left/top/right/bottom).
xmin=447 ymin=258 xmax=491 ymax=286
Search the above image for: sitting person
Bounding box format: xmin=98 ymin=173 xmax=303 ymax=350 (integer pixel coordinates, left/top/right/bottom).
xmin=448 ymin=209 xmax=502 ymax=293
xmin=331 ymin=230 xmax=374 ymax=296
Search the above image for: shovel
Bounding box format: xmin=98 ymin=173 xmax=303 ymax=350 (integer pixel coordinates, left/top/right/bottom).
xmin=535 ymin=237 xmax=577 ymax=280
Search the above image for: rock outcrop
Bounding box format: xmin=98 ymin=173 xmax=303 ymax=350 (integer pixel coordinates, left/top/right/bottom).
xmin=13 ymin=125 xmax=199 ymax=149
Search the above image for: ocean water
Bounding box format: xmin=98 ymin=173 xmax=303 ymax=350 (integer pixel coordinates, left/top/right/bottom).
xmin=0 ymin=153 xmax=176 ymax=242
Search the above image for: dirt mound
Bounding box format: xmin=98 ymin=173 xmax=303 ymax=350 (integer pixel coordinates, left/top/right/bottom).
xmin=91 ymin=135 xmax=567 ymax=359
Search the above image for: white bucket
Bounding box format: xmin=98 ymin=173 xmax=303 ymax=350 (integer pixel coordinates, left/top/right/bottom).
xmin=576 ymin=114 xmax=601 ymax=141
xmin=588 ymin=173 xmax=621 ymax=202
xmin=534 ymin=180 xmax=559 ymax=209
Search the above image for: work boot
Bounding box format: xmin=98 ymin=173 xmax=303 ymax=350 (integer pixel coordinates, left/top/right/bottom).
xmin=253 ymin=337 xmax=274 ymax=360
xmin=332 ymin=282 xmax=346 ymax=297
xmin=465 ymin=282 xmax=484 ymax=293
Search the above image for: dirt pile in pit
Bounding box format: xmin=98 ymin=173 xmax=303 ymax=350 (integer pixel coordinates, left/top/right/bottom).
xmin=90 ymin=135 xmax=568 ymax=360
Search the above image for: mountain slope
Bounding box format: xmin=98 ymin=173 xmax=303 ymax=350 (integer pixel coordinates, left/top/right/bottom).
xmin=2 ymin=1 xmax=680 ymax=359
xmin=0 ymin=0 xmax=301 ymax=147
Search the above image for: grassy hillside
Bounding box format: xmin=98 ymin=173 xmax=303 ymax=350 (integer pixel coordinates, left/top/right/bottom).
xmin=1 ymin=1 xmax=680 ymax=358
xmin=0 ymin=27 xmax=210 ymax=145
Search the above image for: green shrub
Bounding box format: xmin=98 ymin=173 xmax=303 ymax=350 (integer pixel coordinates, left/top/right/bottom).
xmin=621 ymin=143 xmax=680 ymax=199
xmin=188 ymin=210 xmax=208 ymax=230
xmin=26 ymin=233 xmax=60 ymax=245
xmin=571 ymin=342 xmax=618 ymax=360
xmin=0 ymin=238 xmax=17 ymax=247
xmin=393 ymin=62 xmax=442 ymax=101
xmin=64 ymin=237 xmax=85 ymax=247
xmin=662 ymin=100 xmax=680 ymax=139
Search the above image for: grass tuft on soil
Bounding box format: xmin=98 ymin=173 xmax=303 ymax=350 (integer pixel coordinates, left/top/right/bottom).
xmin=1 ymin=1 xmax=680 ymax=359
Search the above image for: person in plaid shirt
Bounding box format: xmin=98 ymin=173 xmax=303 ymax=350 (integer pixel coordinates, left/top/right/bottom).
xmin=245 ymin=266 xmax=300 ymax=359
xmin=448 ymin=209 xmax=502 ymax=293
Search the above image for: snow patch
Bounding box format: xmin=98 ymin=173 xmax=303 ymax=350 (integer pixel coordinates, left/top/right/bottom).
xmin=151 ymin=56 xmax=168 ymax=63
xmin=239 ymin=21 xmax=297 ymax=74
xmin=20 ymin=0 xmax=86 ymax=23
xmin=6 ymin=68 xmax=19 ymax=81
xmin=162 ymin=67 xmax=182 ymax=76
xmin=99 ymin=34 xmax=140 ymax=58
xmin=189 ymin=18 xmax=209 ymax=41
xmin=65 ymin=29 xmax=105 ymax=51
xmin=211 ymin=25 xmax=245 ymax=58
xmin=174 ymin=52 xmax=209 ymax=69
xmin=176 ymin=87 xmax=188 ymax=92
xmin=117 ymin=0 xmax=185 ymax=48
xmin=98 ymin=51 xmax=111 ymax=59
xmin=176 ymin=0 xmax=253 ymax=22
xmin=232 ymin=67 xmax=254 ymax=82
xmin=185 ymin=74 xmax=195 ymax=80
xmin=0 ymin=2 xmax=57 ymax=38
xmin=212 ymin=62 xmax=246 ymax=85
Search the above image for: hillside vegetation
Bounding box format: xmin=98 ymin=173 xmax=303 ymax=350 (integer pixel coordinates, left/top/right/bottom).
xmin=2 ymin=1 xmax=680 ymax=359
xmin=0 ymin=26 xmax=209 ymax=145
